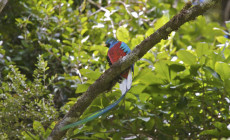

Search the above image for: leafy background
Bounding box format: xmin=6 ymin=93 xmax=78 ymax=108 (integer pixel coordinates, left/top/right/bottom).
xmin=0 ymin=0 xmax=230 ymax=139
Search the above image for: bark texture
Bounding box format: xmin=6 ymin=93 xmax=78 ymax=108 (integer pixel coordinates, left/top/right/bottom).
xmin=48 ymin=0 xmax=219 ymax=139
xmin=0 ymin=0 xmax=7 ymax=13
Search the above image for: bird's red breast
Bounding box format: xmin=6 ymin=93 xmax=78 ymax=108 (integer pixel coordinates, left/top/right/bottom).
xmin=107 ymin=41 xmax=129 ymax=79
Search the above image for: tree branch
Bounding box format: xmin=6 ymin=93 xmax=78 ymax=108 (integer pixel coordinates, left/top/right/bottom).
xmin=48 ymin=0 xmax=219 ymax=139
xmin=0 ymin=0 xmax=7 ymax=13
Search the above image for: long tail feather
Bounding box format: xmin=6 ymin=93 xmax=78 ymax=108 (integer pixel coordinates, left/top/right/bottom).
xmin=119 ymin=79 xmax=127 ymax=95
xmin=61 ymin=68 xmax=132 ymax=131
xmin=61 ymin=92 xmax=127 ymax=131
xmin=126 ymin=70 xmax=132 ymax=90
xmin=120 ymin=70 xmax=132 ymax=95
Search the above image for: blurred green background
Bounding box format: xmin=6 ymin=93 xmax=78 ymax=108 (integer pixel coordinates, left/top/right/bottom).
xmin=0 ymin=0 xmax=230 ymax=139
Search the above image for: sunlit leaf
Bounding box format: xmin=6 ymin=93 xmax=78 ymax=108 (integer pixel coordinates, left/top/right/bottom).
xmin=76 ymin=83 xmax=90 ymax=94
xmin=33 ymin=121 xmax=45 ymax=134
xmin=196 ymin=43 xmax=209 ymax=57
xmin=216 ymin=36 xmax=228 ymax=44
xmin=21 ymin=131 xmax=38 ymax=140
xmin=137 ymin=68 xmax=164 ymax=85
xmin=215 ymin=62 xmax=230 ymax=80
xmin=177 ymin=50 xmax=196 ymax=65
xmin=131 ymin=35 xmax=144 ymax=49
xmin=145 ymin=28 xmax=154 ymax=37
xmin=116 ymin=26 xmax=129 ymax=43
xmin=139 ymin=93 xmax=150 ymax=103
xmin=155 ymin=61 xmax=170 ymax=81
xmin=154 ymin=15 xmax=169 ymax=31
xmin=80 ymin=69 xmax=101 ymax=81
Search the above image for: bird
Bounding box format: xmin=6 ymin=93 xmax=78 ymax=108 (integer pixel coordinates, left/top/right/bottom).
xmin=106 ymin=38 xmax=133 ymax=94
xmin=61 ymin=38 xmax=133 ymax=131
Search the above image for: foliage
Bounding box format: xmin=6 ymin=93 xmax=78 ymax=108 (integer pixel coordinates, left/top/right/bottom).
xmin=0 ymin=55 xmax=58 ymax=139
xmin=0 ymin=0 xmax=230 ymax=139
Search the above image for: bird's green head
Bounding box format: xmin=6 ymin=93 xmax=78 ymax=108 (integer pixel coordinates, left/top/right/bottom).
xmin=105 ymin=38 xmax=117 ymax=48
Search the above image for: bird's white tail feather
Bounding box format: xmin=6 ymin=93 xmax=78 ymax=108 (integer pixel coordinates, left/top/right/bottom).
xmin=119 ymin=79 xmax=127 ymax=95
xmin=126 ymin=70 xmax=132 ymax=90
xmin=119 ymin=70 xmax=132 ymax=95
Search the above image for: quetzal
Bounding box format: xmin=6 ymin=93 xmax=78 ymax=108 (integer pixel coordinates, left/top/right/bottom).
xmin=106 ymin=38 xmax=133 ymax=94
xmin=61 ymin=38 xmax=133 ymax=131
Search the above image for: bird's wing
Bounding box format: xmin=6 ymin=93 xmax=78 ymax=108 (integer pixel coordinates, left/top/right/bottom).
xmin=107 ymin=41 xmax=126 ymax=64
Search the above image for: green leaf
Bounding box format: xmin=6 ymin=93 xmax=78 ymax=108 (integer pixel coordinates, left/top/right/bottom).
xmin=154 ymin=15 xmax=169 ymax=31
xmin=145 ymin=118 xmax=155 ymax=130
xmin=169 ymin=64 xmax=185 ymax=72
xmin=215 ymin=62 xmax=230 ymax=81
xmin=44 ymin=122 xmax=56 ymax=138
xmin=129 ymin=84 xmax=146 ymax=94
xmin=200 ymin=122 xmax=230 ymax=137
xmin=76 ymin=83 xmax=90 ymax=93
xmin=112 ymin=134 xmax=121 ymax=140
xmin=203 ymin=66 xmax=222 ymax=82
xmin=137 ymin=68 xmax=164 ymax=85
xmin=116 ymin=26 xmax=129 ymax=43
xmin=177 ymin=50 xmax=196 ymax=65
xmin=213 ymin=122 xmax=227 ymax=130
xmin=155 ymin=61 xmax=170 ymax=81
xmin=21 ymin=131 xmax=38 ymax=140
xmin=33 ymin=121 xmax=45 ymax=134
xmin=216 ymin=36 xmax=228 ymax=44
xmin=139 ymin=93 xmax=150 ymax=103
xmin=131 ymin=35 xmax=144 ymax=49
xmin=80 ymin=0 xmax=87 ymax=12
xmin=79 ymin=69 xmax=101 ymax=81
xmin=196 ymin=43 xmax=209 ymax=57
xmin=200 ymin=129 xmax=219 ymax=136
xmin=224 ymin=79 xmax=230 ymax=93
xmin=145 ymin=28 xmax=154 ymax=38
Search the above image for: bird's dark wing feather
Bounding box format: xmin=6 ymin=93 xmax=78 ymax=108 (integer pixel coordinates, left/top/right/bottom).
xmin=107 ymin=56 xmax=112 ymax=66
